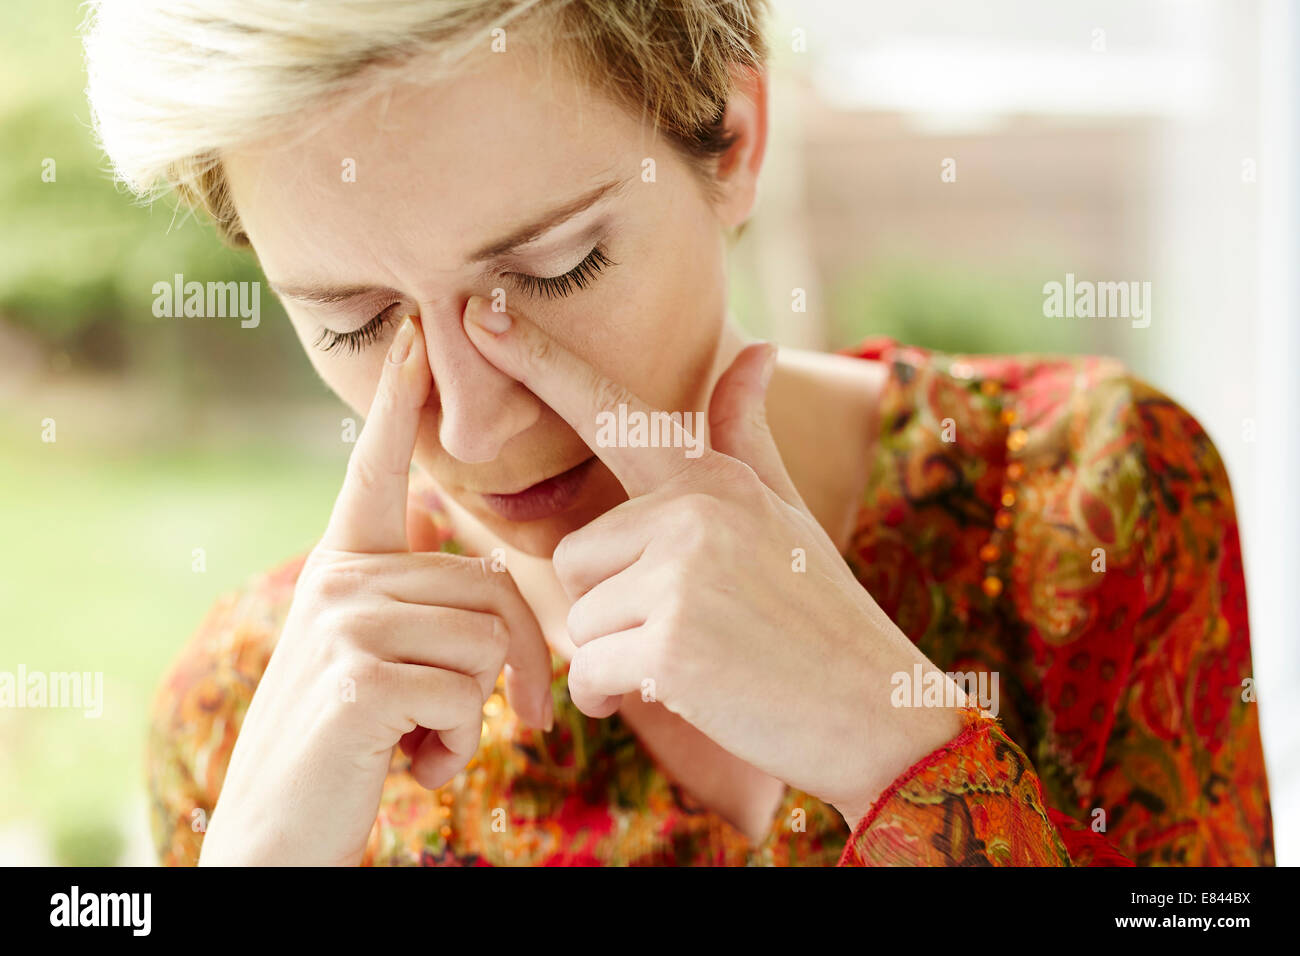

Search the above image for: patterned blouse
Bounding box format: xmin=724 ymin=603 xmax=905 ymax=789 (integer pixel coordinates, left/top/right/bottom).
xmin=148 ymin=337 xmax=1275 ymax=866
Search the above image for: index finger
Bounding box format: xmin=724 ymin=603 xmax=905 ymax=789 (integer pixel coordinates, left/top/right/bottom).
xmin=461 ymin=296 xmax=703 ymax=496
xmin=321 ymin=316 xmax=432 ymax=552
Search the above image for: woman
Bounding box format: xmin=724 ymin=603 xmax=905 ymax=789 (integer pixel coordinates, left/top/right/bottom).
xmin=84 ymin=0 xmax=1273 ymax=866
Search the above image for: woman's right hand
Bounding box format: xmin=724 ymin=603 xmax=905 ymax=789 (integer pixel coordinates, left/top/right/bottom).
xmin=199 ymin=316 xmax=554 ymax=867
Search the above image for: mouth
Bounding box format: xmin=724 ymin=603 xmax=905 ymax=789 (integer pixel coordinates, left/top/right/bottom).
xmin=479 ymin=456 xmax=597 ymax=522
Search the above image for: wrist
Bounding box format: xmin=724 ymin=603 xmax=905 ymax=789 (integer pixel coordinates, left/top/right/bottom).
xmin=834 ymin=703 xmax=967 ymax=832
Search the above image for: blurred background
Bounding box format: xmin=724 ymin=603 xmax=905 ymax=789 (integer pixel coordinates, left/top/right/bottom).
xmin=1 ymin=0 xmax=1296 ymax=865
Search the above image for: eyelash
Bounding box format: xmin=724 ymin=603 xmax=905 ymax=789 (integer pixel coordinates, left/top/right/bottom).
xmin=314 ymin=244 xmax=615 ymax=354
xmin=507 ymin=245 xmax=614 ymax=300
xmin=313 ymin=303 xmax=403 ymax=355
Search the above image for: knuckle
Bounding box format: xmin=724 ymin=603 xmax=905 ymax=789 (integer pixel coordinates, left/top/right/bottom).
xmin=345 ymin=602 xmax=387 ymax=641
xmin=681 ymin=491 xmax=721 ymax=523
xmin=346 ymin=448 xmax=405 ymax=496
xmin=671 ymin=495 xmax=719 ymax=548
xmin=483 ymin=614 xmax=510 ymax=660
xmin=642 ymin=627 xmax=677 ymax=691
xmin=345 ymin=454 xmax=382 ymax=496
xmin=659 ymin=570 xmax=694 ymax=627
xmin=566 ymin=645 xmax=595 ymax=694
xmin=310 ymin=591 xmax=389 ymax=655
xmin=446 ymin=670 xmax=486 ymax=716
xmin=306 ymin=559 xmax=368 ymax=603
xmin=565 ymin=595 xmax=596 ymax=645
xmin=311 ymin=603 xmax=349 ymax=641
xmin=367 ymin=376 xmax=402 ymax=427
xmin=346 ymin=656 xmax=391 ymax=697
xmin=523 ymin=333 xmax=556 ymax=371
xmin=551 ymin=531 xmax=579 ymax=574
xmin=590 ymin=374 xmax=631 ymax=416
xmin=552 ymin=536 xmax=587 ymax=595
xmin=470 ymin=554 xmax=494 ymax=583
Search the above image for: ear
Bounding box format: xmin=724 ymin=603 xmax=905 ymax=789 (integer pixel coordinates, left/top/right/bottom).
xmin=712 ymin=65 xmax=769 ymax=230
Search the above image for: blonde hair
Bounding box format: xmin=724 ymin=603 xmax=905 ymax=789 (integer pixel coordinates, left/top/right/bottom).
xmin=82 ymin=0 xmax=769 ymax=248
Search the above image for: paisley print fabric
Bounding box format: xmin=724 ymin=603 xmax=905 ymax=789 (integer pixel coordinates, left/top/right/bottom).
xmin=146 ymin=338 xmax=1273 ymax=866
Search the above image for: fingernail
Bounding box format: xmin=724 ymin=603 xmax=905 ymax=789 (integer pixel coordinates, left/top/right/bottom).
xmin=541 ymin=688 xmax=554 ymax=733
xmin=387 ymin=315 xmax=416 ymax=365
xmin=759 ymin=343 xmax=779 ymax=390
xmin=465 ymin=296 xmax=513 ymax=335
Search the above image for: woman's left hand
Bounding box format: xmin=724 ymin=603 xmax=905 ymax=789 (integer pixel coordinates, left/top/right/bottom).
xmin=463 ymin=298 xmax=967 ymax=827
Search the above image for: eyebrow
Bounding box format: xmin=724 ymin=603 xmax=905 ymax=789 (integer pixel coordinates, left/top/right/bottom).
xmin=270 ymin=176 xmax=630 ymax=305
xmin=465 ymin=177 xmax=628 ymax=262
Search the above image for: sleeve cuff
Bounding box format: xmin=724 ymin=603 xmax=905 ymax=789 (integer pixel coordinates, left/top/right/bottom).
xmin=837 ymin=707 xmax=1074 ymax=866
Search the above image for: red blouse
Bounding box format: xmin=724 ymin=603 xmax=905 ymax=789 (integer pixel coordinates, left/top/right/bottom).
xmin=147 ymin=338 xmax=1274 ymax=865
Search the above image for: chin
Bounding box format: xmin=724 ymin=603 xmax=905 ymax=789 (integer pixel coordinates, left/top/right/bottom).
xmin=474 ymin=505 xmax=594 ymax=557
xmin=462 ymin=462 xmax=627 ymax=558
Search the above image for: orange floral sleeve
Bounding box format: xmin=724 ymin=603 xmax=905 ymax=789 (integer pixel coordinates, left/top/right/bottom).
xmin=839 ymin=708 xmax=1079 ymax=865
xmin=835 ymin=342 xmax=1273 ymax=867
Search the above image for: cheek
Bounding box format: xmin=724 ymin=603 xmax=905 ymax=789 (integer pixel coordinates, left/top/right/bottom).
xmin=292 ymin=318 xmax=386 ymax=417
xmin=639 ymin=231 xmax=727 ymax=407
xmin=557 ymin=224 xmax=723 ymax=413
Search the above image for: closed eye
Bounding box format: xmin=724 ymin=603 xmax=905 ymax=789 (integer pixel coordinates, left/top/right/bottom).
xmin=313 ymin=303 xmax=403 ymax=354
xmin=506 ymin=245 xmax=614 ymax=299
xmin=312 ymin=244 xmax=615 ymax=354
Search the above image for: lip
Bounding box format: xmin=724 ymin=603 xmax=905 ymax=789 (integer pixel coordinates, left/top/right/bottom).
xmin=479 ymin=456 xmax=597 ymax=522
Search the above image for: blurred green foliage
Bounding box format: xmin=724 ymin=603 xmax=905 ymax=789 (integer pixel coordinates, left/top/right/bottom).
xmin=51 ymin=819 xmax=125 ymax=869
xmin=0 ymin=1 xmax=340 ymax=863
xmin=830 ymin=259 xmax=1089 ymax=357
xmin=0 ymin=419 xmax=347 ymax=864
xmin=0 ymin=0 xmax=314 ymax=395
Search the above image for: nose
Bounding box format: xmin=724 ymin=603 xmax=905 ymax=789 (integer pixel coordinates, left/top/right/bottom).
xmin=419 ymin=298 xmax=540 ymax=463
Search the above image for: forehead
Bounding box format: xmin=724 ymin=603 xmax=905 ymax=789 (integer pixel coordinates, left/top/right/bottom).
xmin=223 ymin=44 xmax=648 ymax=284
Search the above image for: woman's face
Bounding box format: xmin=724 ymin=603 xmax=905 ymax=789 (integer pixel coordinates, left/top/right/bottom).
xmin=224 ymin=42 xmax=764 ymax=556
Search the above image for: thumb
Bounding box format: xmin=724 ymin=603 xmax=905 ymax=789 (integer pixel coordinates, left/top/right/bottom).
xmin=708 ymin=342 xmax=804 ymax=508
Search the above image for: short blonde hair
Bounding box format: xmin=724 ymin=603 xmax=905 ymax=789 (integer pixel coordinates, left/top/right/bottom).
xmin=82 ymin=0 xmax=769 ymax=248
